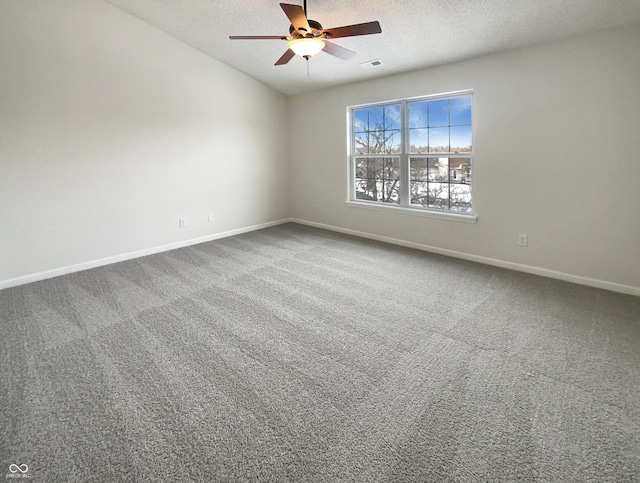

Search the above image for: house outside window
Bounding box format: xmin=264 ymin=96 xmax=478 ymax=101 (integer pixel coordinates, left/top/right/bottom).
xmin=349 ymin=91 xmax=473 ymax=216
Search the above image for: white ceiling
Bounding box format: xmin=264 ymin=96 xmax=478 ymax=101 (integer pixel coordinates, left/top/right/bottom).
xmin=103 ymin=0 xmax=640 ymax=96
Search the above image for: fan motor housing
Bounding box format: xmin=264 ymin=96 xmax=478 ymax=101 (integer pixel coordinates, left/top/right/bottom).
xmin=289 ymin=19 xmax=324 ymax=38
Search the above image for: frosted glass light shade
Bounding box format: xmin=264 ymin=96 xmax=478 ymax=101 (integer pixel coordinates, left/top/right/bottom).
xmin=288 ymin=38 xmax=325 ymax=57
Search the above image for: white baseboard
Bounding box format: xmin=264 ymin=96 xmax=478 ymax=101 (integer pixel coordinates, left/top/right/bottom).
xmin=4 ymin=217 xmax=638 ymax=297
xmin=0 ymin=218 xmax=294 ymax=290
xmin=290 ymin=218 xmax=640 ymax=297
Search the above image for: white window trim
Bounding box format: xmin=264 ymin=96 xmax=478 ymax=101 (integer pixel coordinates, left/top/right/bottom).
xmin=346 ymin=90 xmax=475 ymax=223
xmin=345 ymin=200 xmax=477 ymax=223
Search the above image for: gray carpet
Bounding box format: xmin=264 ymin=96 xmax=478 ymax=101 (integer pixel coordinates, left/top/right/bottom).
xmin=1 ymin=223 xmax=639 ymax=482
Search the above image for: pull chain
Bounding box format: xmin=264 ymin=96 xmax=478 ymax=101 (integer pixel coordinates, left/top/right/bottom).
xmin=304 ymin=0 xmax=310 ymax=77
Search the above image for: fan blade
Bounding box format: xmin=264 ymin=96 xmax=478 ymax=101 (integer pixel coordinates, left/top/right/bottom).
xmin=229 ymin=36 xmax=287 ymax=40
xmin=280 ymin=3 xmax=311 ymax=33
xmin=322 ymin=40 xmax=356 ymax=61
xmin=323 ymin=21 xmax=382 ymax=39
xmin=275 ymin=49 xmax=296 ymax=65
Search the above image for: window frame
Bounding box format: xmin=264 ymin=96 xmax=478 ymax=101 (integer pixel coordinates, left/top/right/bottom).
xmin=347 ymin=90 xmax=476 ymax=223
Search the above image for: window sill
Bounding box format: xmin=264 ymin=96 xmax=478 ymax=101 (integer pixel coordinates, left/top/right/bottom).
xmin=345 ymin=200 xmax=477 ymax=223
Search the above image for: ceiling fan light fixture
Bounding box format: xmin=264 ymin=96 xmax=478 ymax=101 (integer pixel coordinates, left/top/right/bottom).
xmin=229 ymin=3 xmax=382 ymax=67
xmin=288 ymin=38 xmax=325 ymax=58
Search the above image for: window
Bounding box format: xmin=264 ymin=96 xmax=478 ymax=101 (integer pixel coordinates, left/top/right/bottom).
xmin=349 ymin=91 xmax=473 ymax=217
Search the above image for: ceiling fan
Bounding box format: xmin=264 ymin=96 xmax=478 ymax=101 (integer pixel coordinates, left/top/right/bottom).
xmin=229 ymin=1 xmax=382 ymax=66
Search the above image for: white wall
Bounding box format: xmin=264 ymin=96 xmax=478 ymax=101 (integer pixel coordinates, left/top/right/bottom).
xmin=2 ymin=2 xmax=638 ymax=294
xmin=0 ymin=0 xmax=289 ymax=285
xmin=289 ymin=25 xmax=640 ymax=294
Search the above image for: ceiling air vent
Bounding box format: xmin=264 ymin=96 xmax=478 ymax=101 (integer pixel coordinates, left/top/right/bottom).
xmin=360 ymin=59 xmax=384 ymax=69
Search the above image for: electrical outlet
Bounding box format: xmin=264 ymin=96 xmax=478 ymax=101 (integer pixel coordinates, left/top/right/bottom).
xmin=208 ymin=213 xmax=214 ymax=222
xmin=518 ymin=234 xmax=528 ymax=246
xmin=179 ymin=218 xmax=187 ymax=228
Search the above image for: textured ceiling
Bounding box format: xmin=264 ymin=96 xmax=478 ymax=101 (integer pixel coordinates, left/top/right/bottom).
xmin=103 ymin=0 xmax=640 ymax=95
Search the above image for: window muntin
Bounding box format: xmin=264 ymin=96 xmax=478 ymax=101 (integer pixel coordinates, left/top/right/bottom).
xmin=349 ymin=92 xmax=473 ymax=215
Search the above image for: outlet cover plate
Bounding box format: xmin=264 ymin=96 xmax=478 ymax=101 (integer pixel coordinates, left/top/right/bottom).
xmin=518 ymin=234 xmax=528 ymax=246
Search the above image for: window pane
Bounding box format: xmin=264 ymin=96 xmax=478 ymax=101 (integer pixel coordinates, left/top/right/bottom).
xmin=355 ymin=186 xmax=370 ymax=200
xmin=385 ymin=130 xmax=401 ymax=154
xmin=354 ymin=107 xmax=384 ymax=132
xmin=353 ymin=110 xmax=369 ymax=132
xmin=428 ymin=157 xmax=448 ymax=182
xmin=354 ymin=132 xmax=369 ymax=154
xmin=450 ymin=125 xmax=472 ymax=152
xmin=428 ymin=128 xmax=449 ymax=153
xmin=428 ymin=99 xmax=449 ymax=127
xmin=384 ymin=180 xmax=400 ymax=203
xmin=409 ymin=102 xmax=428 ymax=128
xmin=354 ymin=105 xmax=401 ymax=133
xmin=355 ymin=157 xmax=380 ymax=201
xmin=368 ymin=157 xmax=383 ymax=174
xmin=384 ymin=105 xmax=401 ymax=130
xmin=358 ymin=130 xmax=400 ymax=154
xmin=410 ymin=181 xmax=429 ymax=206
xmin=355 ymin=158 xmax=382 ymax=179
xmin=383 ymin=158 xmax=399 ymax=178
xmin=449 ymin=158 xmax=471 ymax=184
xmin=428 ymin=183 xmax=449 ymax=209
xmin=367 ymin=107 xmax=385 ymax=130
xmin=450 ymin=96 xmax=472 ymax=125
xmin=355 ymin=158 xmax=368 ymax=178
xmin=381 ymin=158 xmax=400 ymax=204
xmin=410 ymin=158 xmax=429 ymax=181
xmin=450 ymin=184 xmax=472 ymax=212
xmin=409 ymin=129 xmax=428 ymax=153
xmin=362 ymin=132 xmax=384 ymax=154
